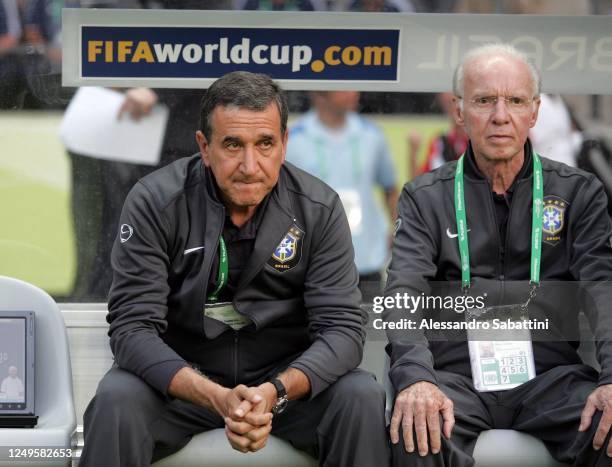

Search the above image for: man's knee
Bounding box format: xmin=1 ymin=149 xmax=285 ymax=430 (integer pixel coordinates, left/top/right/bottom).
xmin=390 ymin=425 xmax=441 ymax=467
xmin=86 ymin=367 xmax=163 ymax=423
xmin=329 ymin=369 xmax=386 ymax=411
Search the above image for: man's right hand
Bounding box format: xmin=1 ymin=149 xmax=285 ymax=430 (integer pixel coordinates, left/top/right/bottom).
xmin=211 ymin=384 xmax=261 ymax=420
xmin=223 ymin=394 xmax=272 ymax=453
xmin=390 ymin=381 xmax=455 ymax=456
xmin=117 ymin=87 xmax=158 ymax=121
xmin=168 ymin=369 xmax=273 ymax=452
xmin=211 ymin=384 xmax=273 ymax=453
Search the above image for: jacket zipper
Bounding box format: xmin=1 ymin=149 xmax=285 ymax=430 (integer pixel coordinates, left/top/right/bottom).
xmin=501 ymin=190 xmax=514 ymax=281
xmin=233 ymin=331 xmax=239 ymax=386
xmin=484 ymin=181 xmax=505 ymax=281
xmin=502 ymin=180 xmax=528 ymax=282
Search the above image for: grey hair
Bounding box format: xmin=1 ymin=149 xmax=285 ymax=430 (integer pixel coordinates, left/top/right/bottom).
xmin=453 ymin=43 xmax=541 ymax=99
xmin=199 ymin=71 xmax=288 ymax=141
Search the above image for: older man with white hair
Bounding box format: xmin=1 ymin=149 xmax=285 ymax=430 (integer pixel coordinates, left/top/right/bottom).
xmin=384 ymin=43 xmax=612 ymax=466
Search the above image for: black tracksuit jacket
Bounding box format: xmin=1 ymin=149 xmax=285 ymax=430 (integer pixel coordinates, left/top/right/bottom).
xmin=385 ymin=142 xmax=612 ymax=392
xmin=107 ymin=156 xmax=365 ymax=397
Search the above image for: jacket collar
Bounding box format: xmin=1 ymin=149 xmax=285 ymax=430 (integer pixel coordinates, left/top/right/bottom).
xmin=464 ymin=139 xmax=534 ymax=192
xmin=198 ymin=161 xmax=296 ymax=292
xmin=237 ymin=165 xmax=295 ymax=290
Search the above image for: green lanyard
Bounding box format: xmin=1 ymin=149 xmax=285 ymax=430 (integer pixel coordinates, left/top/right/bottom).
xmin=454 ymin=152 xmax=543 ymax=290
xmin=207 ymin=237 xmax=228 ymax=302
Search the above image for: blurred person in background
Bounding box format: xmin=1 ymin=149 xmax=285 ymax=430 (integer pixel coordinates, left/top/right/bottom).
xmin=349 ymin=0 xmax=415 ymax=12
xmin=415 ymin=92 xmax=468 ymax=176
xmin=23 ymin=0 xmax=61 ymax=51
xmin=530 ymin=94 xmax=583 ymax=167
xmin=0 ymin=0 xmax=65 ymax=109
xmin=286 ymin=90 xmax=398 ymax=302
xmin=455 ymin=0 xmax=590 ymax=14
xmin=67 ymin=87 xmax=202 ymax=300
xmin=0 ymin=0 xmax=23 ymax=108
xmin=67 ymin=0 xmax=230 ymax=300
xmin=241 ymin=0 xmax=317 ymax=10
xmin=22 ymin=0 xmax=65 ymax=108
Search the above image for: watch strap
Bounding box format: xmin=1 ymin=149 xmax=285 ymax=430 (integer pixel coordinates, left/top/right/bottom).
xmin=270 ymin=378 xmax=287 ymax=399
xmin=269 ymin=378 xmax=288 ymax=415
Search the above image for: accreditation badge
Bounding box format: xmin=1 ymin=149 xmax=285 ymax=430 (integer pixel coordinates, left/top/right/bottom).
xmin=466 ymin=304 xmax=536 ymax=392
xmin=204 ymin=302 xmax=252 ymax=331
xmin=337 ymin=189 xmax=363 ymax=234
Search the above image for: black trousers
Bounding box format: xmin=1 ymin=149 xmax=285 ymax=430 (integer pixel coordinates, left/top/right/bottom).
xmin=391 ymin=365 xmax=611 ymax=467
xmin=80 ymin=366 xmax=390 ymax=467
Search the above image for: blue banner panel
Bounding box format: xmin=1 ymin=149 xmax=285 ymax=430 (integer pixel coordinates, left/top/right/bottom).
xmin=81 ymin=26 xmax=400 ymax=81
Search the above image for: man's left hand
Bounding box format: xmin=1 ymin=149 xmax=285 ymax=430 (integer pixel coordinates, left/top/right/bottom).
xmin=224 ymin=383 xmax=277 ymax=453
xmin=579 ymin=384 xmax=612 ymax=456
xmin=224 ymin=412 xmax=272 ymax=453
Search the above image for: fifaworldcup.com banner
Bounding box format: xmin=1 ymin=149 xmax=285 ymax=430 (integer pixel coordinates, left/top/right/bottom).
xmin=81 ymin=26 xmax=400 ymax=82
xmin=62 ymin=9 xmax=612 ymax=93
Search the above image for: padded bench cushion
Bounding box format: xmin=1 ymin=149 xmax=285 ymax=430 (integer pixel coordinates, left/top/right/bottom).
xmin=473 ymin=430 xmax=568 ymax=467
xmin=152 ymin=428 xmax=569 ymax=467
xmin=152 ymin=429 xmax=317 ymax=467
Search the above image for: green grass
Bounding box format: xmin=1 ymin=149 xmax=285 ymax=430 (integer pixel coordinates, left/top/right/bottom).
xmin=0 ymin=111 xmax=448 ymax=297
xmin=0 ymin=112 xmax=75 ymax=296
xmin=0 ymin=175 xmax=74 ymax=292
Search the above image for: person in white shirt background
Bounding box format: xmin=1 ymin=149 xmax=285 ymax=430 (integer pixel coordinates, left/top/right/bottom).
xmin=0 ymin=366 xmax=24 ymax=400
xmin=530 ymin=95 xmax=583 ymax=167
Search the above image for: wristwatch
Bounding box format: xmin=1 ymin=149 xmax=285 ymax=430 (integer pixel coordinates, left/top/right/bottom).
xmin=269 ymin=378 xmax=289 ymax=415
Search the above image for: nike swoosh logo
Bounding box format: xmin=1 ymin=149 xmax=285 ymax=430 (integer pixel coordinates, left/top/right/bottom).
xmin=446 ymin=228 xmax=471 ymax=239
xmin=184 ymin=246 xmax=205 ymax=255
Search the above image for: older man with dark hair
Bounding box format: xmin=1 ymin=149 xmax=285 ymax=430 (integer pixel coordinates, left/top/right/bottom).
xmin=385 ymin=44 xmax=612 ymax=466
xmin=79 ymin=71 xmax=389 ymax=467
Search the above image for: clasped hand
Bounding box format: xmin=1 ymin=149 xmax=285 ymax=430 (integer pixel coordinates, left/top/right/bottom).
xmin=215 ymin=383 xmax=277 ymax=453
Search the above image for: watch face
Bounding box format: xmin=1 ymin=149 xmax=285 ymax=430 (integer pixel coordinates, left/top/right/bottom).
xmin=273 ymin=395 xmax=289 ymax=415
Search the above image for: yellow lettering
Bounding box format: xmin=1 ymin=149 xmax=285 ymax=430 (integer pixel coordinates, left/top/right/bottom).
xmin=341 ymin=46 xmax=361 ymax=66
xmin=118 ymin=41 xmax=133 ymax=63
xmin=363 ymin=46 xmax=391 ymax=66
xmin=87 ymin=41 xmax=103 ymax=62
xmin=324 ymin=46 xmax=341 ymax=65
xmin=105 ymin=40 xmax=113 ymax=62
xmin=131 ymin=41 xmax=154 ymax=63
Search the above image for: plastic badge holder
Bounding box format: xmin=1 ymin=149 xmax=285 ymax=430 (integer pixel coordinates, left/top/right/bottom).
xmin=466 ymin=304 xmax=536 ymax=392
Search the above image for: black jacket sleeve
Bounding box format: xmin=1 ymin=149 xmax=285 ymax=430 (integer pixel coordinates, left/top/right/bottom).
xmin=384 ymin=184 xmax=439 ymax=392
xmin=289 ymin=194 xmax=366 ymax=399
xmin=107 ymin=181 xmax=189 ymax=395
xmin=569 ymin=175 xmax=612 ymax=386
